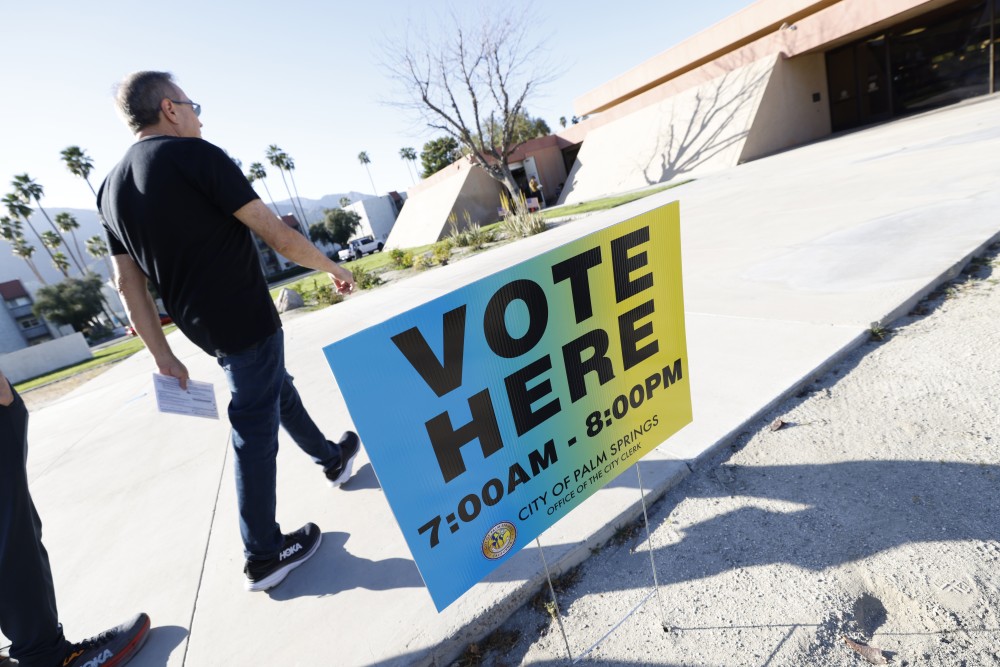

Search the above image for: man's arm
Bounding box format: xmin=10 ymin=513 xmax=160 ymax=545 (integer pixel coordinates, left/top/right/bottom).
xmin=233 ymin=199 xmax=355 ymax=293
xmin=112 ymin=254 xmax=189 ymax=389
xmin=0 ymin=369 xmax=13 ymax=407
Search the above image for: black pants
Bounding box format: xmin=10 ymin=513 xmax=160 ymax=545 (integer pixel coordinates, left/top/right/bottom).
xmin=0 ymin=387 xmax=71 ymax=667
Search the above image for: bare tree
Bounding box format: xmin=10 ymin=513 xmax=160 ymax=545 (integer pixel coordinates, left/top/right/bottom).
xmin=385 ymin=8 xmax=553 ymax=208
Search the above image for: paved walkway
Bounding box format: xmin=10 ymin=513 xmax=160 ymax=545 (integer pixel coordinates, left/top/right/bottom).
xmin=10 ymin=93 xmax=1000 ymax=666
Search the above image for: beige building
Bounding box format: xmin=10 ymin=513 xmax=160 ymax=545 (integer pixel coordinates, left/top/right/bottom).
xmin=558 ymin=0 xmax=998 ymax=205
xmin=389 ymin=0 xmax=998 ymax=245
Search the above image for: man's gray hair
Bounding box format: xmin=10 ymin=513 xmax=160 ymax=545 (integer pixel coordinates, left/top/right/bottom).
xmin=115 ymin=71 xmax=179 ymax=133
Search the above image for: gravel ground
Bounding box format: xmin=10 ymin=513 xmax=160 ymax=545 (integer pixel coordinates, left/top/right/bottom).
xmin=453 ymin=247 xmax=1000 ymax=666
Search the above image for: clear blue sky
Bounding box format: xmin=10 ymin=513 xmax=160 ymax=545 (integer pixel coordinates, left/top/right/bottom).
xmin=0 ymin=0 xmax=754 ymax=211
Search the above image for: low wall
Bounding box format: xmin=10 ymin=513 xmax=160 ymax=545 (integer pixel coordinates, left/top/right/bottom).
xmin=0 ymin=332 xmax=93 ymax=384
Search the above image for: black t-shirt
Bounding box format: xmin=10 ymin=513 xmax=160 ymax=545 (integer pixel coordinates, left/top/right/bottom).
xmin=98 ymin=136 xmax=281 ymax=356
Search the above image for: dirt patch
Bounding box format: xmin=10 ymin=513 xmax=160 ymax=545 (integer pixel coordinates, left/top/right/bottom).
xmin=19 ymin=364 xmax=117 ymax=411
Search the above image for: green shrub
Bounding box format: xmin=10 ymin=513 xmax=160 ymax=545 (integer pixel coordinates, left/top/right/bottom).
xmin=467 ymin=223 xmax=494 ymax=249
xmin=388 ymin=248 xmax=408 ymax=268
xmin=498 ymin=190 xmax=546 ymax=238
xmin=413 ymin=253 xmax=432 ymax=270
xmin=447 ymin=210 xmax=493 ymax=249
xmin=447 ymin=213 xmax=469 ymax=247
xmin=85 ymin=322 xmax=113 ymax=344
xmin=352 ymin=265 xmax=383 ymax=289
xmin=312 ymin=283 xmax=345 ymax=305
xmin=501 ymin=206 xmax=546 ymax=238
xmin=433 ymin=241 xmax=452 ymax=265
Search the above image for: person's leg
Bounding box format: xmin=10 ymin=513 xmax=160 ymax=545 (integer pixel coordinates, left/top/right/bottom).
xmin=273 ymin=334 xmax=360 ymax=487
xmin=0 ymin=387 xmax=72 ymax=667
xmin=277 ymin=370 xmax=339 ymax=470
xmin=217 ymin=332 xmax=286 ymax=561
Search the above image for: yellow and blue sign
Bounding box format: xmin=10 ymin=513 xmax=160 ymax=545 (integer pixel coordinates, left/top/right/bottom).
xmin=324 ymin=201 xmax=691 ymax=610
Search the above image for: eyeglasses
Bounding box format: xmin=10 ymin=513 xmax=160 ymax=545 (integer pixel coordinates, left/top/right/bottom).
xmin=168 ymin=99 xmax=201 ymax=117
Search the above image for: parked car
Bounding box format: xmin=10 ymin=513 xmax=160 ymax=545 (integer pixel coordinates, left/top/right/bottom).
xmin=337 ymin=235 xmax=385 ymax=261
xmin=126 ymin=313 xmax=172 ymax=336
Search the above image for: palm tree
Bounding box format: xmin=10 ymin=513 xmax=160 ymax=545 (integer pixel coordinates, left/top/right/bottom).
xmin=283 ymin=156 xmax=309 ymax=226
xmin=0 ymin=215 xmax=20 ymax=243
xmin=2 ymin=192 xmax=57 ymax=267
xmin=247 ymin=163 xmax=281 ymax=216
xmin=40 ymin=231 xmax=71 ymax=277
xmin=81 ymin=235 xmax=125 ymax=326
xmin=399 ymin=147 xmax=418 ymax=185
xmin=358 ymin=151 xmax=377 ymax=195
xmin=54 ymin=212 xmax=86 ymax=270
xmin=10 ymin=235 xmax=46 ymax=285
xmin=41 ymin=230 xmax=63 ymax=251
xmin=11 ymin=174 xmax=86 ymax=275
xmin=51 ymin=252 xmax=71 ymax=278
xmin=265 ymin=145 xmax=307 ymax=225
xmin=86 ymin=235 xmax=113 ymax=277
xmin=60 ymin=146 xmax=98 ymax=198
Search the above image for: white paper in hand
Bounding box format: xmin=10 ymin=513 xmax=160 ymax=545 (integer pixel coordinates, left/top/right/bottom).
xmin=153 ymin=373 xmax=219 ymax=419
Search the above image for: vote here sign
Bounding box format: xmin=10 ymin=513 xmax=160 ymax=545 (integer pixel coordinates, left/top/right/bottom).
xmin=324 ymin=201 xmax=692 ymax=610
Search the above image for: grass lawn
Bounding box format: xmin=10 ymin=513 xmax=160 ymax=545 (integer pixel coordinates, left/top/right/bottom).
xmin=541 ymin=180 xmax=691 ymax=219
xmin=13 ymin=325 xmax=178 ymax=392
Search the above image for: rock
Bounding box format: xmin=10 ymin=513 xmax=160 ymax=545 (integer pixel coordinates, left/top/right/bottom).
xmin=275 ymin=288 xmax=305 ymax=313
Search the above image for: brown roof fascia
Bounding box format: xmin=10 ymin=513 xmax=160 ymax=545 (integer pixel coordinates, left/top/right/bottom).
xmin=574 ymin=0 xmax=841 ymax=116
xmin=0 ymin=279 xmax=28 ymax=301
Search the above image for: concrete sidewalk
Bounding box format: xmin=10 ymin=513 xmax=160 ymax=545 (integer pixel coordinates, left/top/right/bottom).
xmin=12 ymin=93 xmax=1000 ymax=667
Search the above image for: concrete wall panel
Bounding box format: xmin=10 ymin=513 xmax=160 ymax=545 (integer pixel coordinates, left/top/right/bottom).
xmin=386 ymin=161 xmax=503 ymax=249
xmin=740 ymin=53 xmax=831 ymax=162
xmin=559 ymin=55 xmax=779 ymax=206
xmin=0 ymin=332 xmax=92 ymax=384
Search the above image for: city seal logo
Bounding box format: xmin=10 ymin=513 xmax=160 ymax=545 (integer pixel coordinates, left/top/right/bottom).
xmin=482 ymin=521 xmax=516 ymax=560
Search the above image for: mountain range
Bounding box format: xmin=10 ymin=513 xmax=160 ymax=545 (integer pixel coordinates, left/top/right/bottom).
xmin=0 ymin=193 xmax=372 ymax=291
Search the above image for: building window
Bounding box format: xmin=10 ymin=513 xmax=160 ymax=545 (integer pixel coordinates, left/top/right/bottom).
xmin=890 ymin=0 xmax=992 ymax=114
xmin=5 ymin=296 xmax=31 ymax=309
xmin=826 ymin=0 xmax=994 ymax=131
xmin=18 ymin=317 xmax=41 ymax=330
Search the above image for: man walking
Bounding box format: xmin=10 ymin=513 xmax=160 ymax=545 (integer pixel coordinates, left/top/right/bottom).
xmin=0 ymin=369 xmax=151 ymax=667
xmin=98 ymin=71 xmax=361 ymax=592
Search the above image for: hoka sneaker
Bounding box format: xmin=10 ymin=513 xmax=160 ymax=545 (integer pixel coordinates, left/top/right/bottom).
xmin=244 ymin=523 xmax=322 ymax=592
xmin=323 ymin=431 xmax=361 ymax=487
xmin=60 ymin=612 xmax=150 ymax=667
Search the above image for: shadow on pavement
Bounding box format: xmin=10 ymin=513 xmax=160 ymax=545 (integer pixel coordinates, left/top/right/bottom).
xmin=139 ymin=624 xmax=188 ymax=666
xmin=267 ymin=532 xmax=423 ymax=601
xmin=340 ymin=462 xmax=381 ymax=491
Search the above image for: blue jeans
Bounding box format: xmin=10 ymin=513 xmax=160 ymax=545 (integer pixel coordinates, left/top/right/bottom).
xmin=216 ymin=329 xmax=340 ymax=560
xmin=0 ymin=386 xmax=72 ymax=667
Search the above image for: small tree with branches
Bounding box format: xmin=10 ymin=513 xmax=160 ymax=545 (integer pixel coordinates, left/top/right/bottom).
xmin=385 ymin=8 xmax=553 ymax=211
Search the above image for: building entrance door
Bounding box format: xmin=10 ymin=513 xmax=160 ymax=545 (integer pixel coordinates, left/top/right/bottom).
xmin=827 ymin=35 xmax=891 ymax=132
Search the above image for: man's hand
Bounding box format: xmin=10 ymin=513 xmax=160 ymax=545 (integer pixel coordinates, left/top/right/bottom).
xmin=157 ymin=355 xmax=190 ymax=390
xmin=330 ymin=268 xmax=355 ymax=295
xmin=0 ymin=373 xmax=13 ymax=407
